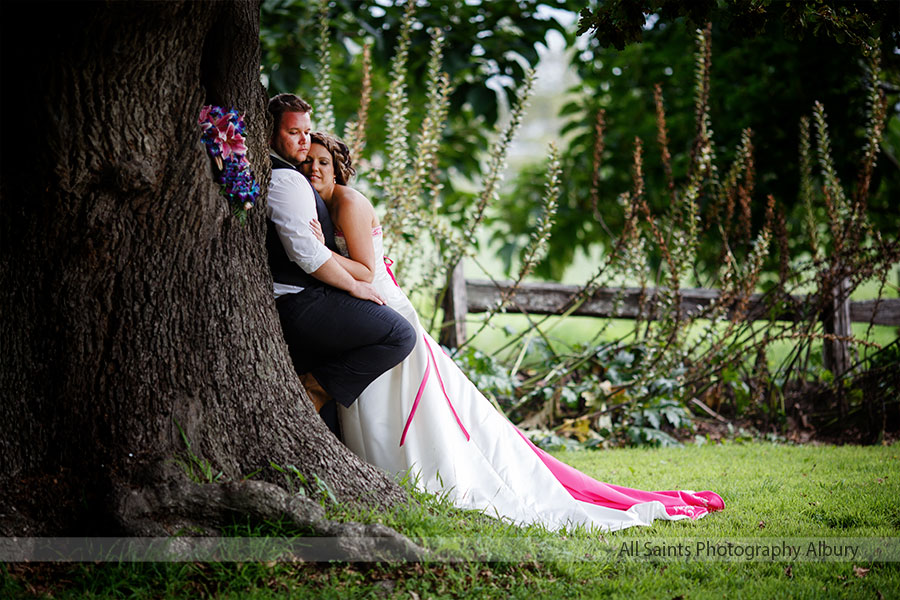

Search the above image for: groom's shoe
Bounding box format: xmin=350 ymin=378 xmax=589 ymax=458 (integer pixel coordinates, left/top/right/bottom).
xmin=299 ymin=373 xmax=342 ymax=439
xmin=299 ymin=372 xmax=330 ymax=412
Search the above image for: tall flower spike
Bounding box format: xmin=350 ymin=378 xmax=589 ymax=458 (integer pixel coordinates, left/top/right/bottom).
xmin=855 ymin=46 xmax=886 ymax=216
xmin=653 ymin=84 xmax=674 ymax=195
xmin=311 ymin=0 xmax=335 ymax=134
xmin=344 ymin=42 xmax=372 ymax=161
xmin=590 ymin=108 xmax=608 ymax=228
xmin=813 ymin=100 xmax=850 ymax=247
xmin=407 ymin=27 xmax=451 ymax=213
xmin=456 ymin=142 xmax=560 ymax=350
xmin=456 ymin=68 xmax=536 ymax=265
xmin=798 ymin=116 xmax=819 ymax=257
xmin=382 ymin=0 xmax=416 ymax=228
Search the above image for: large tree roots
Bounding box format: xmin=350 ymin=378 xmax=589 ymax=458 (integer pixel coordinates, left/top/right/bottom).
xmin=0 ymin=469 xmax=425 ymax=562
xmin=110 ymin=473 xmax=426 ymax=561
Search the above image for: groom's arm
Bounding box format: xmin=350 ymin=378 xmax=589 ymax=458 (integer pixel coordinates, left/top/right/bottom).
xmin=268 ymin=171 xmax=384 ymax=304
xmin=309 ymin=260 xmax=382 ymax=303
xmin=308 ymin=218 xmax=373 ymax=283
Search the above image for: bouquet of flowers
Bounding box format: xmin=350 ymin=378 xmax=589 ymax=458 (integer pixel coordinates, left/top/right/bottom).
xmin=198 ymin=105 xmax=260 ymax=221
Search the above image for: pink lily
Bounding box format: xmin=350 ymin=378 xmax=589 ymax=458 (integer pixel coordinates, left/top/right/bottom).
xmin=219 ymin=122 xmax=247 ymax=159
xmin=211 ymin=112 xmax=232 ymax=134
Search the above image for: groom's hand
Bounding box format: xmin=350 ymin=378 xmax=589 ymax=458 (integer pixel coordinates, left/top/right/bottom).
xmin=348 ymin=280 xmax=386 ymax=305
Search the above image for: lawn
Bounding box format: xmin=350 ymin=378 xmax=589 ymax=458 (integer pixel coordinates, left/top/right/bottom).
xmin=3 ymin=442 xmax=899 ymax=599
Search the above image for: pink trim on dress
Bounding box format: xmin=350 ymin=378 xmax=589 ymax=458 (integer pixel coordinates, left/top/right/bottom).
xmin=399 ymin=347 xmax=431 ymax=447
xmin=383 ymin=257 xmax=400 ymax=288
xmin=423 ymin=335 xmax=470 ymax=442
xmin=399 ymin=333 xmax=471 ymax=446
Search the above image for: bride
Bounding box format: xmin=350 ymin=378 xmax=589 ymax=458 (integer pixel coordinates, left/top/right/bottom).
xmin=301 ymin=132 xmax=724 ymax=532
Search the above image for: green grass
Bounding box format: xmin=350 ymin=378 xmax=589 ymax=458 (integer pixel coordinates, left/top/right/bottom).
xmin=3 ymin=442 xmax=899 ymax=598
xmin=559 ymin=443 xmax=900 ymax=537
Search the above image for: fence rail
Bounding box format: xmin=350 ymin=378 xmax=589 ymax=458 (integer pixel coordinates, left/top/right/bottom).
xmin=461 ymin=280 xmax=900 ymax=324
xmin=439 ymin=264 xmax=900 ymax=376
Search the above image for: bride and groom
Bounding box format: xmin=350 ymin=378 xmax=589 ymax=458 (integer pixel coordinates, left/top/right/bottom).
xmin=266 ymin=93 xmax=724 ymax=532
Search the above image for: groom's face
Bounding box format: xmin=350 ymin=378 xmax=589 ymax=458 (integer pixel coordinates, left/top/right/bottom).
xmin=271 ymin=110 xmax=312 ymax=166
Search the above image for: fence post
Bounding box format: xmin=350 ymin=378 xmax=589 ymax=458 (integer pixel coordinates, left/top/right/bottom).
xmin=439 ymin=261 xmax=468 ymax=349
xmin=823 ymin=274 xmax=852 ymax=380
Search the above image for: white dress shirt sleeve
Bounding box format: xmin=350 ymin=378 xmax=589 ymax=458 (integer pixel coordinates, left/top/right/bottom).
xmin=267 ymin=168 xmax=332 ymax=275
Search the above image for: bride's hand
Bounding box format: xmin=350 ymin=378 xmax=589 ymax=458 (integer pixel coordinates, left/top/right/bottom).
xmin=309 ymin=219 xmax=325 ymax=244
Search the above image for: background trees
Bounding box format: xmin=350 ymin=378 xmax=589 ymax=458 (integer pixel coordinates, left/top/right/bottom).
xmin=261 ymin=0 xmax=573 ymax=197
xmin=502 ymin=0 xmax=900 ymax=278
xmin=261 ymin=1 xmax=898 ymax=279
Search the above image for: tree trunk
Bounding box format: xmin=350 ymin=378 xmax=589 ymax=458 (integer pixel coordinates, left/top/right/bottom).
xmin=0 ymin=0 xmax=407 ymax=538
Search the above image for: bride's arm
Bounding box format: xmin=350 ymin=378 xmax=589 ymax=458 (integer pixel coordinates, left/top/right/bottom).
xmin=330 ymin=186 xmax=377 ymax=283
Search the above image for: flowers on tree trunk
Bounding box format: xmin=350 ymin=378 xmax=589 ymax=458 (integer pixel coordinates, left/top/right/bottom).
xmin=198 ymin=105 xmax=260 ymax=222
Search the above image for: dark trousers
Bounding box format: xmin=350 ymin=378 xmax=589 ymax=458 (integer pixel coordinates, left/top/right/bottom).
xmin=276 ymin=285 xmax=416 ymax=408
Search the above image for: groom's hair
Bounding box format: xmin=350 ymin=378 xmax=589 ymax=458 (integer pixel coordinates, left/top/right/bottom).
xmin=268 ymin=93 xmax=312 ymax=132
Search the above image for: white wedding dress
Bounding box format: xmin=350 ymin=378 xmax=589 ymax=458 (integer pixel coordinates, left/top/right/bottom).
xmin=338 ymin=227 xmax=723 ymax=532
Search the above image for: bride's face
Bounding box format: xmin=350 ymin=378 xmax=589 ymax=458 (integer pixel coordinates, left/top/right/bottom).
xmin=301 ymin=144 xmax=336 ymax=198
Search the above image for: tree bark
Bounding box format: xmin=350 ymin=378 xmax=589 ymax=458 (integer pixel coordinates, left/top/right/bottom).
xmin=0 ymin=0 xmax=406 ymax=537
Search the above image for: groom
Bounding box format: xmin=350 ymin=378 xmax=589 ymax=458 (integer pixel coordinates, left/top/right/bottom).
xmin=265 ymin=93 xmax=415 ymax=436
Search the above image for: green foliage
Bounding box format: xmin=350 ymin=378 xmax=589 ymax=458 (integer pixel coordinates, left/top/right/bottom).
xmin=578 ymin=0 xmax=900 ymax=53
xmin=863 ymin=339 xmax=900 ymax=397
xmin=267 ymin=462 xmax=341 ymax=507
xmin=313 ymin=472 xmax=339 ymax=507
xmin=260 ymin=0 xmax=578 ymax=190
xmin=172 ymin=421 xmax=224 ymax=484
xmin=624 ymin=398 xmax=690 ymax=447
xmin=499 ymin=5 xmax=899 ymax=280
xmin=268 ymin=461 xmax=309 ymax=497
xmin=450 ymin=345 xmax=517 ymax=405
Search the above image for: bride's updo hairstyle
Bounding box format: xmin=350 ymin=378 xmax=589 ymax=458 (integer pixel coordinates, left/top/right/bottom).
xmin=310 ymin=132 xmax=356 ymax=185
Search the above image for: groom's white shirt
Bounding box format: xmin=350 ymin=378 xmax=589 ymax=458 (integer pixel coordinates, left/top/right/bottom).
xmin=267 ymin=150 xmax=331 ymax=298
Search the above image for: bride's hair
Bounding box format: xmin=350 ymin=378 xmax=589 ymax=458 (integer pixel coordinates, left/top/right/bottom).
xmin=309 ymin=132 xmax=356 ymax=185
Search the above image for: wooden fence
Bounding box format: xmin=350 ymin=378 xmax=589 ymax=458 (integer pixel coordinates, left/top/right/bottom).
xmin=438 ymin=263 xmax=900 ymax=376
